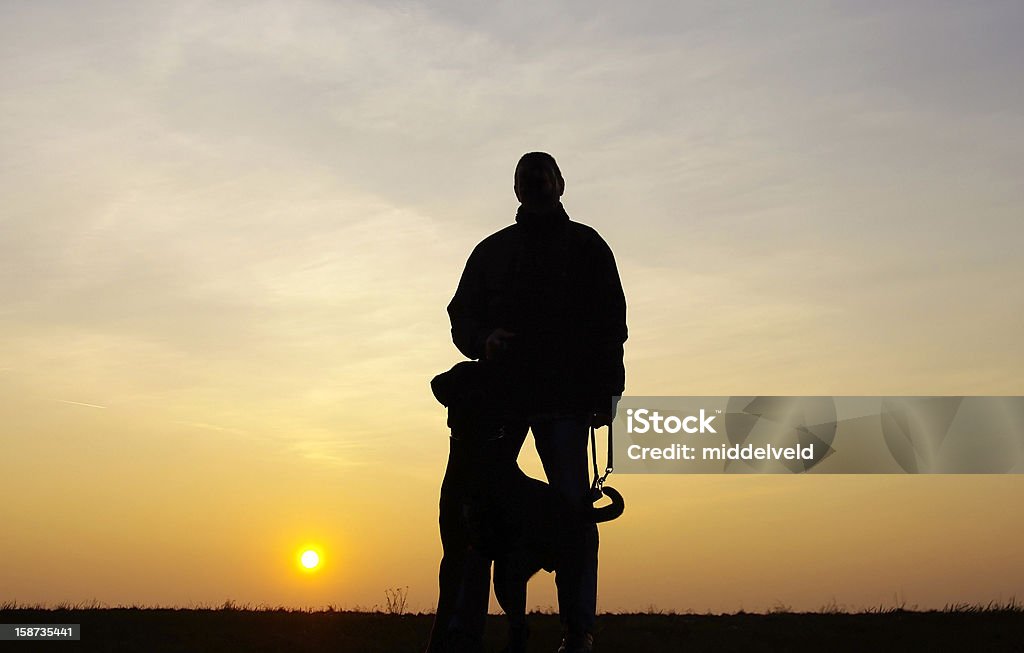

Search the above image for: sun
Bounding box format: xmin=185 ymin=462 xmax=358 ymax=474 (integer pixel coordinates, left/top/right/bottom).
xmin=292 ymin=544 xmax=323 ymax=577
xmin=295 ymin=542 xmax=330 ymax=575
xmin=300 ymin=549 xmax=320 ymax=569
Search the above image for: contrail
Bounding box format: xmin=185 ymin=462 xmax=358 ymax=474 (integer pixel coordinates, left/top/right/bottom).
xmin=53 ymin=399 xmax=107 ymax=409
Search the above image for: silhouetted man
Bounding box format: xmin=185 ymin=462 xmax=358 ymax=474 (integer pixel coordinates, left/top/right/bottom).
xmin=442 ymin=152 xmax=627 ymax=653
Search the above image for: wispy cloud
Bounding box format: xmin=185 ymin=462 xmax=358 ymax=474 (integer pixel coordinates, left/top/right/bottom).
xmin=52 ymin=399 xmax=107 ymax=409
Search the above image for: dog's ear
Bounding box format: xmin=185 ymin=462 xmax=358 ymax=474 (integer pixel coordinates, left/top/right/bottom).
xmin=587 ymin=486 xmax=625 ymax=524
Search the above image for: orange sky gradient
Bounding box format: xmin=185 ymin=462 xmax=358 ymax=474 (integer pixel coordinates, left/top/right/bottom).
xmin=2 ymin=1 xmax=1023 ymax=614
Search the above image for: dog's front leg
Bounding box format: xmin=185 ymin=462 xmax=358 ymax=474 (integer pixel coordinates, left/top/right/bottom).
xmin=493 ymin=558 xmax=529 ymax=653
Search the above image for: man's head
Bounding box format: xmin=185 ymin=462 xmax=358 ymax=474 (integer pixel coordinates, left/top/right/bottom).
xmin=514 ymin=152 xmax=564 ymax=209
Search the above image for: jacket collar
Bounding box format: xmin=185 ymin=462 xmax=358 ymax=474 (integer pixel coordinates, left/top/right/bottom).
xmin=515 ymin=201 xmax=569 ymax=232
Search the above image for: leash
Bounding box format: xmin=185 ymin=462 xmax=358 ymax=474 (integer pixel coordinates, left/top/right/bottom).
xmin=589 ymin=419 xmax=614 ymax=499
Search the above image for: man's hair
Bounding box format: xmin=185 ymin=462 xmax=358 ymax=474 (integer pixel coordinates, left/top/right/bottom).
xmin=515 ymin=151 xmax=563 ymax=185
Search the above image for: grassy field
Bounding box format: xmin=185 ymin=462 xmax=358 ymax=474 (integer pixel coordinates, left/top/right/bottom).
xmin=1 ymin=603 xmax=1022 ymax=652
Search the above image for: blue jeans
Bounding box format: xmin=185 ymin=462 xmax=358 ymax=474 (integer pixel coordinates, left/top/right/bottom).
xmin=444 ymin=411 xmax=598 ymax=642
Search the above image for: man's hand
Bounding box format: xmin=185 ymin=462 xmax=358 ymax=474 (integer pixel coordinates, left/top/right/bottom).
xmin=591 ymin=412 xmax=612 ymax=428
xmin=485 ymin=328 xmax=517 ymax=360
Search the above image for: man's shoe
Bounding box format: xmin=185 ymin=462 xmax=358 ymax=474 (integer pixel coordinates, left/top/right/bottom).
xmin=557 ymin=631 xmax=593 ymax=653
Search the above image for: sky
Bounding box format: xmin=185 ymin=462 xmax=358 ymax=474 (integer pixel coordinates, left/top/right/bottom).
xmin=1 ymin=0 xmax=1023 ymax=614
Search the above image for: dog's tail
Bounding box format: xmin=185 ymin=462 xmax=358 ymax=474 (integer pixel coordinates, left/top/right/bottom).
xmin=586 ymin=486 xmax=625 ymax=523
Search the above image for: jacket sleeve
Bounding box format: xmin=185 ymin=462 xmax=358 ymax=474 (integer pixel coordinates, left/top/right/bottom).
xmin=588 ymin=234 xmax=628 ymax=416
xmin=447 ymin=244 xmax=492 ymax=361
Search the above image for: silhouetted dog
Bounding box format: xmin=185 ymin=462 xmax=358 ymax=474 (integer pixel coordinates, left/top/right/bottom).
xmin=463 ymin=451 xmax=623 ymax=653
xmin=430 ymin=361 xmax=624 ymax=653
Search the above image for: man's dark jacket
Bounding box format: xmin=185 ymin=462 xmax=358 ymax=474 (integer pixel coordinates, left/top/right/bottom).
xmin=446 ymin=203 xmax=627 ymax=416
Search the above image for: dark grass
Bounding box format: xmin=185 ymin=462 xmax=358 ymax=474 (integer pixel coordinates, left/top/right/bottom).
xmin=2 ymin=601 xmax=1023 ymax=652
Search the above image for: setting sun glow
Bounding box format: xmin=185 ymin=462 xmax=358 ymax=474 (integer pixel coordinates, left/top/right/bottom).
xmin=300 ymin=550 xmax=320 ymax=569
xmin=3 ymin=0 xmax=1024 ymax=621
